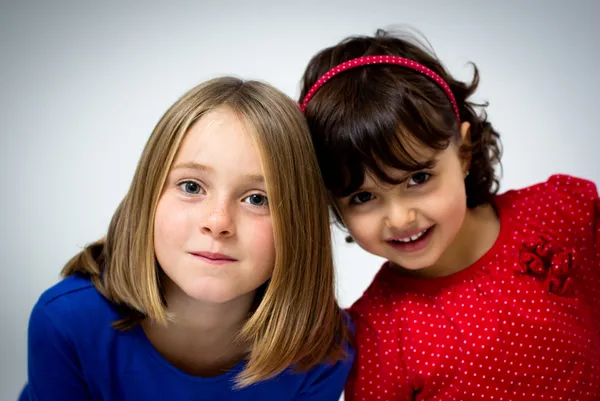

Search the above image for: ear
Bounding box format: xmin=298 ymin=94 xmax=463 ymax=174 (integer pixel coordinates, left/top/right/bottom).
xmin=458 ymin=121 xmax=472 ymax=176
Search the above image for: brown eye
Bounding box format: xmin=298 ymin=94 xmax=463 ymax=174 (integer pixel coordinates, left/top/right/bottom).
xmin=408 ymin=172 xmax=432 ymax=187
xmin=350 ymin=192 xmax=375 ymax=205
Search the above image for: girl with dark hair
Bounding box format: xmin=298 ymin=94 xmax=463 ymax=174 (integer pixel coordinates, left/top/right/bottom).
xmin=299 ymin=28 xmax=600 ymax=400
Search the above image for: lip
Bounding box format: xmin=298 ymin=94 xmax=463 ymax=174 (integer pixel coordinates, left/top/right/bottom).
xmin=385 ymin=225 xmax=435 ymax=253
xmin=190 ymin=251 xmax=237 ymax=265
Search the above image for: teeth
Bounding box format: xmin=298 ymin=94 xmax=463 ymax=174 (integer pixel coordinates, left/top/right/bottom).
xmin=393 ymin=229 xmax=427 ymax=243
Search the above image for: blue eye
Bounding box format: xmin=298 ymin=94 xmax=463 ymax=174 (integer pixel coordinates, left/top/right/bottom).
xmin=407 ymin=172 xmax=431 ymax=187
xmin=179 ymin=181 xmax=203 ymax=194
xmin=350 ymin=192 xmax=375 ymax=205
xmin=244 ymin=194 xmax=268 ymax=207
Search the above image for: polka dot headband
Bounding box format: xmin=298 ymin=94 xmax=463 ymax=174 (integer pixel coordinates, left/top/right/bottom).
xmin=300 ymin=55 xmax=461 ymax=124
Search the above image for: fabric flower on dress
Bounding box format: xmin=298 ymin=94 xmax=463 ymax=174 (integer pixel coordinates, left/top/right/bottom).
xmin=516 ymin=233 xmax=575 ymax=296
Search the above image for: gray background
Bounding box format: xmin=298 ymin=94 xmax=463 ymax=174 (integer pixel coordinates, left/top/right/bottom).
xmin=1 ymin=0 xmax=599 ymax=399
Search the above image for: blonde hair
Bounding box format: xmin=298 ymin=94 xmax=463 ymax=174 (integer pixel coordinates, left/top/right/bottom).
xmin=62 ymin=77 xmax=349 ymax=387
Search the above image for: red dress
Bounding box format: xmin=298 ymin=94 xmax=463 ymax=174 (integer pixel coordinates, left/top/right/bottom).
xmin=345 ymin=175 xmax=600 ymax=401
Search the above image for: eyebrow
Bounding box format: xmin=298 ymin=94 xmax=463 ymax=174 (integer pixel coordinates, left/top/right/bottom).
xmin=171 ymin=161 xmax=265 ymax=184
xmin=172 ymin=161 xmax=213 ymax=172
xmin=383 ymin=156 xmax=438 ymax=182
xmin=403 ymin=156 xmax=438 ymax=175
xmin=242 ymin=174 xmax=264 ymax=184
xmin=356 ymin=157 xmax=439 ymax=192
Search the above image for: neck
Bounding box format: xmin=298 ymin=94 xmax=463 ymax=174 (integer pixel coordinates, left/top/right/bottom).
xmin=140 ymin=278 xmax=256 ymax=377
xmin=163 ymin=279 xmax=255 ymax=334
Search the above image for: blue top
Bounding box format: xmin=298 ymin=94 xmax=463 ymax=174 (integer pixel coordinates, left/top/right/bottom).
xmin=19 ymin=274 xmax=354 ymax=401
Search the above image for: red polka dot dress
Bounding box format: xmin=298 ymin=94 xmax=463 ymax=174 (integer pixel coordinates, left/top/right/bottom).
xmin=344 ymin=175 xmax=600 ymax=401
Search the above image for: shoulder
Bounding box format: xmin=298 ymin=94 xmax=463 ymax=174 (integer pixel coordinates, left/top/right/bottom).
xmin=294 ymin=343 xmax=355 ymax=399
xmin=37 ymin=273 xmax=96 ymax=305
xmin=497 ymin=174 xmax=597 ymax=209
xmin=496 ymin=174 xmax=598 ymax=246
xmin=344 ymin=267 xmax=414 ymax=399
xmin=348 ymin=263 xmax=421 ymax=323
xmin=258 ymin=331 xmax=354 ymax=400
xmin=36 ymin=273 xmax=114 ymax=314
xmin=30 ymin=274 xmax=120 ymax=339
xmin=347 ymin=273 xmax=389 ymax=330
xmin=346 ymin=265 xmax=411 ymax=353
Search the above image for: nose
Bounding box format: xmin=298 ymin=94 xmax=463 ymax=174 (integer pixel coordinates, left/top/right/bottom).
xmin=200 ymin=199 xmax=235 ymax=238
xmin=385 ymin=200 xmax=417 ymax=229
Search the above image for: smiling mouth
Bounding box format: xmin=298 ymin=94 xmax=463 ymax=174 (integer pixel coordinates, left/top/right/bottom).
xmin=390 ymin=227 xmax=431 ymax=243
xmin=385 ymin=225 xmax=435 ymax=253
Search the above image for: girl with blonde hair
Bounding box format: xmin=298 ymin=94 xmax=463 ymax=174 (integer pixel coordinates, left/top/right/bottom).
xmin=19 ymin=77 xmax=354 ymax=400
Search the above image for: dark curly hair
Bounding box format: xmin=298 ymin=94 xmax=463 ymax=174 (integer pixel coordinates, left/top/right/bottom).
xmin=299 ymin=28 xmax=502 ymax=227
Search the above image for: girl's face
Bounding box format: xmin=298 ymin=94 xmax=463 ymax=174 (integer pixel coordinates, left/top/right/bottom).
xmin=335 ymin=127 xmax=470 ymax=276
xmin=153 ymin=107 xmax=275 ymax=305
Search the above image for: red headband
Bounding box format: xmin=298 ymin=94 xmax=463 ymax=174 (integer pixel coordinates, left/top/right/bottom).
xmin=300 ymin=55 xmax=461 ymax=124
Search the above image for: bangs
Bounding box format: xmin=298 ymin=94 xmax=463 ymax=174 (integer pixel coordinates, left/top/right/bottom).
xmin=309 ymin=66 xmax=458 ymax=197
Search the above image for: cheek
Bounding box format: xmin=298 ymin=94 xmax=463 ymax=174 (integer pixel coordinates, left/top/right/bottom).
xmin=241 ymin=217 xmax=275 ymax=259
xmin=425 ymin=179 xmax=467 ymax=225
xmin=154 ymin=196 xmax=190 ymax=252
xmin=342 ymin=212 xmax=381 ymax=245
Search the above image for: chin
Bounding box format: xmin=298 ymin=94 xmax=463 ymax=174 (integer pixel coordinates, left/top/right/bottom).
xmin=188 ymin=290 xmax=241 ymax=304
xmin=390 ymin=251 xmax=442 ymax=273
xmin=179 ymin=279 xmax=242 ymax=304
xmin=392 ymin=261 xmax=431 ymax=273
xmin=398 ymin=262 xmax=430 ymax=272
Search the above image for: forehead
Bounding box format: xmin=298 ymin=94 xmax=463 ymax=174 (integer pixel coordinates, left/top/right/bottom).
xmin=173 ymin=107 xmax=263 ymax=172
